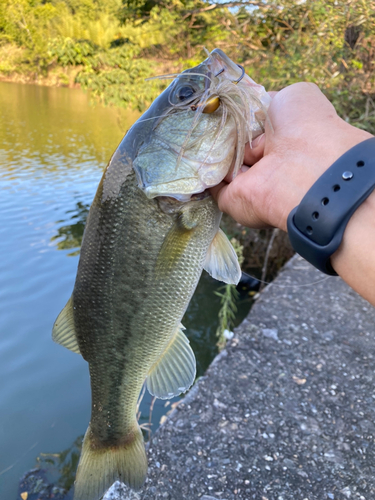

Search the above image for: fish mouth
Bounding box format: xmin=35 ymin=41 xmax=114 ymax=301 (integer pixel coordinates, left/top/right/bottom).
xmin=145 ymin=178 xmax=215 ymax=203
xmin=157 ymin=189 xmax=211 ymax=205
xmin=156 ymin=189 xmax=211 ymax=216
xmin=132 ymin=49 xmax=271 ymax=203
xmin=189 ymin=189 xmax=211 ymax=201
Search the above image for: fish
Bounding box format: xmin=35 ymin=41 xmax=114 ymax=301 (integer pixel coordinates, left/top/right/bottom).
xmin=52 ymin=48 xmax=270 ymax=500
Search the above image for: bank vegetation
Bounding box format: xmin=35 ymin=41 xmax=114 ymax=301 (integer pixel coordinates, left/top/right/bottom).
xmin=0 ymin=0 xmax=374 ymax=130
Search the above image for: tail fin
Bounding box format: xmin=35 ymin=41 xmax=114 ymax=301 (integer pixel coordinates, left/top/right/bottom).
xmin=74 ymin=424 xmax=147 ymax=500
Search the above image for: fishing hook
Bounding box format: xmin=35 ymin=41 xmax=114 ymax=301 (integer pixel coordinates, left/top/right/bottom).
xmin=214 ymin=64 xmax=245 ymax=84
xmin=232 ymin=64 xmax=245 ymax=85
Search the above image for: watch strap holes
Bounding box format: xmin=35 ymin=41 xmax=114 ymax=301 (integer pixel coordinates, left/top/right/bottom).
xmin=312 ymin=211 xmax=319 ymax=220
xmin=306 ymin=226 xmax=313 ymax=235
xmin=321 ymin=197 xmax=329 ymax=206
xmin=332 ymin=184 xmax=340 ymax=192
xmin=357 ymin=160 xmax=365 ymax=167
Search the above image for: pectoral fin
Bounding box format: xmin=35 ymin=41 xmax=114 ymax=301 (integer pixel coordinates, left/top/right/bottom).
xmin=146 ymin=325 xmax=196 ymax=400
xmin=156 ymin=210 xmax=197 ymax=276
xmin=52 ymin=297 xmax=81 ymax=354
xmin=204 ymin=228 xmax=241 ymax=284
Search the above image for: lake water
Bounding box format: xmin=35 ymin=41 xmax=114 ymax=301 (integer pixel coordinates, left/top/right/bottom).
xmin=0 ymin=81 xmax=252 ymax=498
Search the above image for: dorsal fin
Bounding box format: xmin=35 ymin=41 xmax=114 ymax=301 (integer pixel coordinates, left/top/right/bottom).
xmin=52 ymin=297 xmax=81 ymax=354
xmin=204 ymin=228 xmax=241 ymax=284
xmin=146 ymin=325 xmax=196 ymax=400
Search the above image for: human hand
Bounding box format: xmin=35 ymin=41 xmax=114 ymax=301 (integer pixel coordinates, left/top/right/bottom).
xmin=211 ymin=82 xmax=372 ymax=232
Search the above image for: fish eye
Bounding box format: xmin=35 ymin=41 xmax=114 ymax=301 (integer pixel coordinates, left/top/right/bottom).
xmin=176 ymin=85 xmax=195 ymax=102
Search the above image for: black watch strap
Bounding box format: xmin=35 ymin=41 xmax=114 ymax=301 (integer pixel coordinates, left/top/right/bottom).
xmin=287 ymin=137 xmax=375 ymax=275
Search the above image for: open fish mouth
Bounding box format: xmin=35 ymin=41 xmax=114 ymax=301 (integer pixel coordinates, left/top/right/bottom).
xmin=132 ymin=48 xmax=271 ymax=202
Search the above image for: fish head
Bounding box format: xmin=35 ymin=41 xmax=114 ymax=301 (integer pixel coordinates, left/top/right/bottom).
xmin=130 ymin=49 xmax=271 ymax=202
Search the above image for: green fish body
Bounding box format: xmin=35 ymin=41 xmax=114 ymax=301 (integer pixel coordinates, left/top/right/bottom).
xmin=52 ymin=49 xmax=270 ymax=500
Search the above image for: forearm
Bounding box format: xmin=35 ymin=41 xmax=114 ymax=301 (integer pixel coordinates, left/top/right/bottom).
xmin=331 ymin=189 xmax=375 ymax=306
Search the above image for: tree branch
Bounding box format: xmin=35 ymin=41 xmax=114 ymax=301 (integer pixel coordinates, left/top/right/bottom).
xmin=182 ymin=1 xmax=262 ymax=20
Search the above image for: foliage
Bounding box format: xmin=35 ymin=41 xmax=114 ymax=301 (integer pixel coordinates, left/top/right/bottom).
xmin=215 ymin=234 xmax=244 ymax=350
xmin=0 ymin=0 xmax=374 ymax=120
xmin=215 ymin=284 xmax=239 ymax=351
xmin=48 ymin=37 xmax=97 ymax=66
xmin=75 ymin=45 xmax=165 ymax=109
xmin=231 ymin=0 xmax=375 ymax=133
xmin=36 ymin=436 xmax=83 ymax=492
xmin=0 ymin=0 xmax=59 ymax=70
xmin=1 ymin=0 xmax=373 ymax=292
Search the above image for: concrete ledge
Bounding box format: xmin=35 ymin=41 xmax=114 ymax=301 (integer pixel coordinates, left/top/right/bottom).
xmin=107 ymin=255 xmax=375 ymax=500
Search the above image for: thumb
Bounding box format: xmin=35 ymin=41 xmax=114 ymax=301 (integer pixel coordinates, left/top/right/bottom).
xmin=243 ymin=133 xmax=265 ymax=166
xmin=210 ymin=181 xmax=228 ymax=212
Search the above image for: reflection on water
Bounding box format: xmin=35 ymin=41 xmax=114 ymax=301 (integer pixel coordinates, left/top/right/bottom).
xmin=0 ymin=81 xmax=139 ymax=170
xmin=0 ymin=81 xmax=252 ymax=499
xmin=51 ymin=202 xmax=90 ymax=256
xmin=37 ymin=436 xmax=82 ymax=495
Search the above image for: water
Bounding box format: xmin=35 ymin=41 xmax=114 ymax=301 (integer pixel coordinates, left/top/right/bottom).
xmin=0 ymin=81 xmax=252 ymax=498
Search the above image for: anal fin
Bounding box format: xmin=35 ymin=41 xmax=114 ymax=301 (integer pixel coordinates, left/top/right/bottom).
xmin=52 ymin=297 xmax=81 ymax=354
xmin=204 ymin=228 xmax=241 ymax=284
xmin=146 ymin=325 xmax=196 ymax=400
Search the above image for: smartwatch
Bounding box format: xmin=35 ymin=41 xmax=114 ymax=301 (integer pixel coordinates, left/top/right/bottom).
xmin=287 ymin=137 xmax=375 ymax=275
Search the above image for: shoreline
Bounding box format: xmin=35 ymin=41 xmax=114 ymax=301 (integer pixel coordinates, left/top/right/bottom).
xmin=0 ymin=66 xmax=83 ymax=88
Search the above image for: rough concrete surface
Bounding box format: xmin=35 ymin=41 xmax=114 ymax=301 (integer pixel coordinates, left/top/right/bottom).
xmin=105 ymin=254 xmax=375 ymax=500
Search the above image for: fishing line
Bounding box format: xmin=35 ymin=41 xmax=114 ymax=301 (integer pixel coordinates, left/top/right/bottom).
xmin=0 ymin=441 xmax=38 ymax=476
xmin=146 ymin=72 xmax=214 ymax=84
xmin=241 ymin=272 xmax=332 ymax=289
xmin=145 ymin=73 xmax=180 ymax=81
xmin=127 ymin=113 xmax=173 ymax=126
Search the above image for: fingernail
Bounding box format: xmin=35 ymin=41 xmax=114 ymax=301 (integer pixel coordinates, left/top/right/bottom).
xmin=251 ymin=133 xmax=264 ymax=148
xmin=240 ymin=165 xmax=250 ymax=173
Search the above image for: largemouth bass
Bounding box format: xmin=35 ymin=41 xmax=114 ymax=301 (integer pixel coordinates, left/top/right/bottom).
xmin=52 ymin=49 xmax=270 ymax=500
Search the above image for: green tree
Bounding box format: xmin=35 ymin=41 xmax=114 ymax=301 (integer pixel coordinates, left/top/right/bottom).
xmin=0 ymin=0 xmax=374 ymax=129
xmin=0 ymin=0 xmax=59 ymax=70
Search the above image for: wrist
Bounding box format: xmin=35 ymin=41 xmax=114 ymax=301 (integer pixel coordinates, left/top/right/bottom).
xmin=287 ymin=135 xmax=375 ymax=277
xmin=331 ymin=188 xmax=375 ymax=305
xmin=277 ymin=121 xmax=372 ymax=233
xmin=331 ymin=187 xmax=375 ymax=269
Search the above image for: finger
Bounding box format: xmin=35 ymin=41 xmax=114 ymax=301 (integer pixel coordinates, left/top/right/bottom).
xmin=223 ymin=161 xmax=251 ymax=183
xmin=210 ymin=181 xmax=238 ymax=218
xmin=243 ymin=133 xmax=265 ymax=166
xmin=210 ymin=181 xmax=228 ymax=208
xmin=210 ymin=178 xmax=271 ymax=229
xmin=211 ymin=177 xmax=249 ymax=223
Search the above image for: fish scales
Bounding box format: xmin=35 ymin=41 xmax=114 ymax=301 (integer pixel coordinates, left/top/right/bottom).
xmin=52 ymin=48 xmax=271 ymax=500
xmin=75 ymin=170 xmax=217 ymax=428
xmin=73 ymin=169 xmax=220 ymax=495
